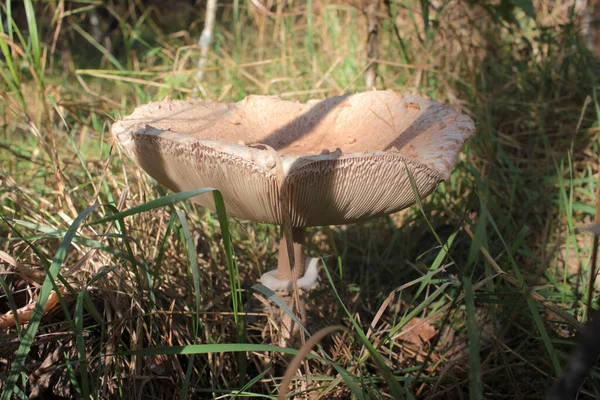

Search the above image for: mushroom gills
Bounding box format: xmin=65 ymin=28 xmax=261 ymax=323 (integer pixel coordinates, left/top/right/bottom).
xmin=112 ymin=91 xmax=475 ymax=294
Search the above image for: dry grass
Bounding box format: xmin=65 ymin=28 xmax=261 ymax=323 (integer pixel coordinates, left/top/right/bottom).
xmin=1 ymin=0 xmax=599 ymax=398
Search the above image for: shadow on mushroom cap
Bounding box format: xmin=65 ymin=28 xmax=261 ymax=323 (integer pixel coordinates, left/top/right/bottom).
xmin=112 ymin=90 xmax=475 ymax=227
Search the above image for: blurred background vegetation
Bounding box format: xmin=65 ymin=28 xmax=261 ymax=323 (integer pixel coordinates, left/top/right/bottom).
xmin=1 ymin=0 xmax=599 ymax=398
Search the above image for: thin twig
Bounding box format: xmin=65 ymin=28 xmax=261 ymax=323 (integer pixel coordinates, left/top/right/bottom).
xmin=196 ymin=0 xmax=217 ymax=88
xmin=383 ymin=0 xmax=410 ymax=63
xmin=364 ymin=0 xmax=379 ymax=90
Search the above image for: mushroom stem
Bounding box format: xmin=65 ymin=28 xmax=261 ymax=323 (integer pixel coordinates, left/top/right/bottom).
xmin=276 ymin=227 xmax=306 ymax=281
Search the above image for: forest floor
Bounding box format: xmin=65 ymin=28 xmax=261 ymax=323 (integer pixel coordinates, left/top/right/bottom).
xmin=1 ymin=0 xmax=600 ymax=398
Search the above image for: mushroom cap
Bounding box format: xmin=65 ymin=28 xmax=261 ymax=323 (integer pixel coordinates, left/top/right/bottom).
xmin=112 ymin=91 xmax=474 ymax=227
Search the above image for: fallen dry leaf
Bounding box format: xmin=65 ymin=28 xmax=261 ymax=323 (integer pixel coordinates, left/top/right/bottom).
xmin=398 ymin=317 xmax=436 ymax=347
xmin=0 ymin=288 xmax=69 ymax=329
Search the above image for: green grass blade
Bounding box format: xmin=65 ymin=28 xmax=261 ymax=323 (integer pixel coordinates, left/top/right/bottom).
xmin=179 ymin=353 xmax=195 ymax=400
xmin=233 ymin=368 xmax=271 ymax=399
xmin=49 ymin=98 xmax=95 ymax=188
xmin=74 ymin=289 xmax=90 ymax=399
xmin=413 ymin=232 xmax=457 ymax=299
xmin=252 ymin=283 xmax=366 ymax=398
xmin=486 ymin=214 xmax=562 ymax=373
xmin=122 ymin=343 xmax=322 ymax=360
xmin=2 ymin=204 xmax=101 ymax=400
xmin=404 ymin=164 xmax=446 ymax=248
xmin=0 ymin=2 xmax=25 ymax=109
xmin=387 ymin=282 xmax=453 ymax=341
xmin=212 ymin=190 xmax=246 ymax=383
xmin=466 ymin=194 xmax=488 ymax=276
xmin=4 ymin=0 xmax=12 ymax=39
xmin=152 ymin=211 xmax=177 ymax=298
xmin=463 ymin=277 xmax=483 ymax=400
xmin=23 ymin=0 xmax=40 ymax=67
xmin=0 ymin=274 xmax=21 ymax=336
xmin=322 ymin=259 xmax=406 ymax=399
xmin=23 ymin=0 xmax=44 ymax=89
xmin=4 ymin=219 xmax=132 ymax=261
xmin=89 ymin=188 xmax=216 ymax=225
xmin=69 ymin=22 xmax=125 ymax=71
xmin=251 ymin=283 xmax=310 ymax=337
xmin=176 ymin=210 xmax=202 ymax=336
xmin=212 ymin=191 xmax=242 ymax=327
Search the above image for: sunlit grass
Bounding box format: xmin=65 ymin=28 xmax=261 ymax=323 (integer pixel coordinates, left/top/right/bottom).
xmin=1 ymin=0 xmax=599 ymax=398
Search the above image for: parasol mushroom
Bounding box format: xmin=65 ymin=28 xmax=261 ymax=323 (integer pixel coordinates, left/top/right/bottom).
xmin=112 ymin=90 xmax=474 ymax=301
